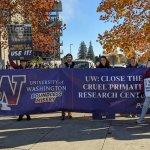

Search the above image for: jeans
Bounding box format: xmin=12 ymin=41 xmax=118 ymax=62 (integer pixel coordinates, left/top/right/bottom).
xmin=139 ymin=97 xmax=150 ymax=121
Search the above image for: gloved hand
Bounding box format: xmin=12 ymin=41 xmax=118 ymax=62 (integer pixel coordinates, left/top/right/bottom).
xmin=138 ymin=92 xmax=144 ymax=97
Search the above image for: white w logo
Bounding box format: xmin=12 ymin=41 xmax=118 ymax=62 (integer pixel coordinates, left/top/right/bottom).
xmin=0 ymin=75 xmax=26 ymax=108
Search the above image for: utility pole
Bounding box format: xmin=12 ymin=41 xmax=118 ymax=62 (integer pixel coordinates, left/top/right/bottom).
xmin=70 ymin=44 xmax=73 ymax=54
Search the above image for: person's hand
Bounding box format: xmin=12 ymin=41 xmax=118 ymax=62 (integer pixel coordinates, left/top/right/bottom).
xmin=32 ymin=63 xmax=36 ymax=68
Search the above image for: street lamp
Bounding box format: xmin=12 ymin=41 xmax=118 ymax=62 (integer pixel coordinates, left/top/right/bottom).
xmin=70 ymin=44 xmax=73 ymax=54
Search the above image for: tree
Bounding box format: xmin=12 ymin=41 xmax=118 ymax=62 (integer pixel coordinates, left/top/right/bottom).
xmin=78 ymin=41 xmax=87 ymax=59
xmin=97 ymin=0 xmax=150 ymax=62
xmin=0 ymin=0 xmax=63 ymax=53
xmin=87 ymin=41 xmax=95 ymax=61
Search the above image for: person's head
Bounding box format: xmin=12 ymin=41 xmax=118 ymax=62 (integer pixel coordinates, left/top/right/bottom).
xmin=20 ymin=60 xmax=26 ymax=69
xmin=66 ymin=53 xmax=73 ymax=63
xmin=99 ymin=56 xmax=110 ymax=67
xmin=130 ymin=57 xmax=137 ymax=67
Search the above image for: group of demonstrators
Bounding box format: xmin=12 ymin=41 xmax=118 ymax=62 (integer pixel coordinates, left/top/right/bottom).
xmin=62 ymin=54 xmax=150 ymax=124
xmin=7 ymin=54 xmax=150 ymax=124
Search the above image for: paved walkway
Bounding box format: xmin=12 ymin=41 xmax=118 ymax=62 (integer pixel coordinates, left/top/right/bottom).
xmin=0 ymin=113 xmax=150 ymax=150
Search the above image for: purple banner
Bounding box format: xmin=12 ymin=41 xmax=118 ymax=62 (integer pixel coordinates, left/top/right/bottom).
xmin=0 ymin=68 xmax=149 ymax=116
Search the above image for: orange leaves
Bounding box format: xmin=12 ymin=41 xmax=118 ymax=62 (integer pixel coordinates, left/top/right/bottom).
xmin=140 ymin=52 xmax=149 ymax=63
xmin=1 ymin=0 xmax=62 ymax=53
xmin=29 ymin=0 xmax=54 ymax=10
xmin=33 ymin=33 xmax=53 ymax=51
xmin=97 ymin=0 xmax=150 ymax=60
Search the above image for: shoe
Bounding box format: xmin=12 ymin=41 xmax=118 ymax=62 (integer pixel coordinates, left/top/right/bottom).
xmin=26 ymin=115 xmax=31 ymax=121
xmin=130 ymin=114 xmax=136 ymax=118
xmin=61 ymin=117 xmax=65 ymax=120
xmin=68 ymin=115 xmax=72 ymax=119
xmin=27 ymin=117 xmax=31 ymax=121
xmin=136 ymin=119 xmax=145 ymax=124
xmin=61 ymin=115 xmax=65 ymax=120
xmin=17 ymin=117 xmax=22 ymax=121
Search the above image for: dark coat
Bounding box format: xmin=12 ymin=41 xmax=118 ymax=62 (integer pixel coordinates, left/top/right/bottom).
xmin=141 ymin=68 xmax=150 ymax=93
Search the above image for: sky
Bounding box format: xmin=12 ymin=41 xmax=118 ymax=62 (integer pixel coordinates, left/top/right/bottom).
xmin=60 ymin=0 xmax=114 ymax=59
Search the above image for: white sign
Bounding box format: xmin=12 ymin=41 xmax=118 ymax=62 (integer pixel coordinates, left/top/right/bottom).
xmin=144 ymin=78 xmax=150 ymax=97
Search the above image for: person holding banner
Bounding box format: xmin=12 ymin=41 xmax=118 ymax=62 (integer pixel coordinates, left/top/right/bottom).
xmin=60 ymin=53 xmax=75 ymax=120
xmin=126 ymin=57 xmax=140 ymax=118
xmin=137 ymin=67 xmax=150 ymax=124
xmin=9 ymin=58 xmax=32 ymax=121
xmin=94 ymin=56 xmax=115 ymax=120
xmin=126 ymin=57 xmax=139 ymax=68
xmin=96 ymin=56 xmax=111 ymax=68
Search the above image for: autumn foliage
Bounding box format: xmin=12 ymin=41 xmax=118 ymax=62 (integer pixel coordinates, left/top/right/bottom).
xmin=0 ymin=0 xmax=62 ymax=52
xmin=97 ymin=0 xmax=150 ymax=61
